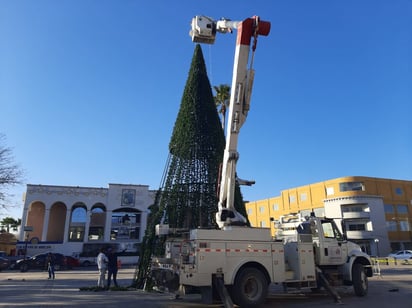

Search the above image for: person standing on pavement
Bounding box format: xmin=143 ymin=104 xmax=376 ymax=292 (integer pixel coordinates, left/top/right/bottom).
xmin=107 ymin=248 xmax=119 ymax=288
xmin=96 ymin=248 xmax=108 ymax=289
xmin=46 ymin=252 xmax=56 ymax=279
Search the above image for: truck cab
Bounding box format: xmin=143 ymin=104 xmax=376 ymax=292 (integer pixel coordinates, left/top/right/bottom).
xmin=298 ymin=216 xmax=349 ymax=265
xmin=294 ymin=215 xmax=373 ymax=295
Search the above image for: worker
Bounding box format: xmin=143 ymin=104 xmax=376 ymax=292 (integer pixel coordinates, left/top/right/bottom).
xmin=96 ymin=248 xmax=108 ymax=289
xmin=107 ymin=248 xmax=119 ymax=288
xmin=46 ymin=252 xmax=56 ymax=279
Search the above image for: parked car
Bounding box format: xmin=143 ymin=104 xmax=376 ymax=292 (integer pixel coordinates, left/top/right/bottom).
xmin=0 ymin=257 xmax=10 ymax=271
xmin=14 ymin=253 xmax=67 ymax=272
xmin=65 ymin=256 xmax=80 ymax=269
xmin=79 ymin=256 xmax=97 ymax=267
xmin=387 ymin=250 xmax=412 ymax=264
xmin=0 ymin=251 xmax=24 ymax=269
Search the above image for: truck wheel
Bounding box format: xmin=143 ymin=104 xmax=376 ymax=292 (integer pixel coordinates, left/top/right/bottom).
xmin=352 ymin=263 xmax=368 ymax=296
xmin=231 ymin=268 xmax=268 ymax=307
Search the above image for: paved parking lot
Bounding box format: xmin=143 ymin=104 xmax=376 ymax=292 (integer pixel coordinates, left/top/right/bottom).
xmin=0 ymin=264 xmax=411 ymax=307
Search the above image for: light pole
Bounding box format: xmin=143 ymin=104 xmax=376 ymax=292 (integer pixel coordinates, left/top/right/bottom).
xmin=374 ymin=238 xmax=380 ymax=257
xmin=23 ymin=226 xmax=33 ymax=259
xmin=24 ymin=232 xmax=30 ymax=259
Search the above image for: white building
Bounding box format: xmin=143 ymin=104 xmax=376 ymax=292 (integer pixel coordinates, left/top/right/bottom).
xmin=323 ymin=195 xmax=391 ymax=256
xmin=17 ymin=183 xmax=155 ymax=259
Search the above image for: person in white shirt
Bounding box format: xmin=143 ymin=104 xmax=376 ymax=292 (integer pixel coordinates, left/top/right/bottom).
xmin=96 ymin=248 xmax=108 ymax=288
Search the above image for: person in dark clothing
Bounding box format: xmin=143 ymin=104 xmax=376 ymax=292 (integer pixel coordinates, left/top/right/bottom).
xmin=107 ymin=248 xmax=118 ymax=288
xmin=46 ymin=252 xmax=55 ymax=279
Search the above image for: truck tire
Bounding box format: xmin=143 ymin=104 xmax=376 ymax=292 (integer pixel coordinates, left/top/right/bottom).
xmin=352 ymin=263 xmax=368 ymax=296
xmin=231 ymin=267 xmax=268 ymax=307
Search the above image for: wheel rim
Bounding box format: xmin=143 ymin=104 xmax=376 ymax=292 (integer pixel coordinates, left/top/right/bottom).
xmin=243 ymin=276 xmax=261 ymax=300
xmin=360 ymin=270 xmax=367 ymax=289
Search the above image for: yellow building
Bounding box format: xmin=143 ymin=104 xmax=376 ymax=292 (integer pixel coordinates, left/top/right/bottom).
xmin=246 ymin=176 xmax=412 ymax=256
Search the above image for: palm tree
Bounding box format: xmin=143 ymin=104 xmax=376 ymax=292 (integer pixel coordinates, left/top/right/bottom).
xmin=0 ymin=217 xmax=21 ymax=232
xmin=213 ymin=84 xmax=231 ymax=133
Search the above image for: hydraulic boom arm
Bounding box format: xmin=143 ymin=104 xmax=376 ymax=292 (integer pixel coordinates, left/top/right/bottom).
xmin=190 ymin=15 xmax=270 ymax=229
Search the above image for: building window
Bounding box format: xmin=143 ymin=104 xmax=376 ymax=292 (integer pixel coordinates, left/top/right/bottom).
xmin=386 ymin=220 xmax=397 ymax=231
xmin=273 ymin=204 xmax=279 ymax=211
xmin=342 ymin=206 xmax=360 ymax=212
xmin=339 ymin=182 xmax=365 ymax=192
xmin=260 ymin=221 xmax=266 ymax=227
xmin=326 ymin=187 xmax=334 ymax=196
xmin=342 ymin=204 xmax=368 ymax=213
xmin=69 ymin=206 xmax=87 ymax=242
xmin=395 ymin=187 xmax=403 ymax=195
xmin=88 ymin=207 xmax=106 ymax=241
xmin=384 ymin=204 xmax=394 ymax=213
xmin=110 ymin=210 xmax=141 ymax=241
xmin=399 ymin=220 xmax=411 ymax=231
xmin=300 ymin=193 xmax=307 ymax=201
xmin=69 ymin=226 xmax=85 ymax=242
xmin=348 ymin=224 xmax=366 ymax=231
xmin=289 ymin=195 xmax=296 ymax=203
xmin=71 ymin=207 xmax=87 ymax=223
xmin=259 ymin=206 xmax=265 ymax=213
xmin=88 ymin=227 xmax=104 ymax=240
xmin=313 ymin=208 xmax=325 ymax=217
xmin=247 ymin=208 xmax=253 ymax=215
xmin=130 ymin=227 xmax=140 ymax=239
xmin=300 ymin=209 xmax=311 ymax=217
xmin=396 ymin=204 xmax=408 ymax=214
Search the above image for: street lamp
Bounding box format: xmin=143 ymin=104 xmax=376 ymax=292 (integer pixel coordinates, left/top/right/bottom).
xmin=23 ymin=226 xmax=33 ymax=259
xmin=24 ymin=232 xmax=30 ymax=259
xmin=374 ymin=238 xmax=380 ymax=257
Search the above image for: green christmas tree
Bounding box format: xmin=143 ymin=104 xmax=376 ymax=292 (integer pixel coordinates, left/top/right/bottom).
xmin=133 ymin=44 xmax=248 ymax=289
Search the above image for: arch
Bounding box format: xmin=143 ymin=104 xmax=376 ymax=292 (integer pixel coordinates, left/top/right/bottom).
xmin=88 ymin=203 xmax=107 ymax=241
xmin=110 ymin=208 xmax=142 ymax=241
xmin=46 ymin=202 xmax=67 ymax=242
xmin=91 ymin=202 xmax=106 ymax=211
xmin=71 ymin=203 xmax=87 ymax=223
xmin=68 ymin=203 xmax=87 ymax=242
xmin=26 ymin=201 xmax=46 ymax=240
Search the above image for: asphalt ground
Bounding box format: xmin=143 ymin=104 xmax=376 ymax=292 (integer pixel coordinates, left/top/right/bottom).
xmin=0 ymin=263 xmax=411 ymax=307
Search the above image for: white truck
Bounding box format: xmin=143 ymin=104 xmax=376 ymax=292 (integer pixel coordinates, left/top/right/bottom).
xmin=151 ymin=15 xmax=373 ymax=307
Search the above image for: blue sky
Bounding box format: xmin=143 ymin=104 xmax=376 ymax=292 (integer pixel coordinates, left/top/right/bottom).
xmin=1 ymin=0 xmax=411 ymax=220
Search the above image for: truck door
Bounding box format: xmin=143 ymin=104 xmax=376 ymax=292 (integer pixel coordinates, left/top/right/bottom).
xmin=314 ymin=219 xmax=348 ymax=265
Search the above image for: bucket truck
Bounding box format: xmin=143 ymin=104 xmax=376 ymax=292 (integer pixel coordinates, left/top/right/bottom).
xmin=151 ymin=16 xmax=373 ymax=307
